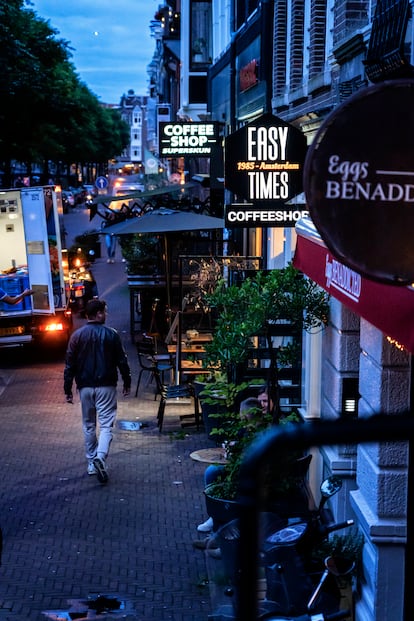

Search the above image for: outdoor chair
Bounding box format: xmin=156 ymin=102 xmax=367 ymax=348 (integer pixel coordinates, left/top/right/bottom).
xmin=156 ymin=382 xmax=199 ymax=432
xmin=135 ymin=336 xmax=174 ymax=399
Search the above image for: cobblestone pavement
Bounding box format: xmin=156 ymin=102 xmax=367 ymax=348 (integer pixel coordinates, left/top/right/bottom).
xmin=0 ymin=208 xmax=217 ymax=621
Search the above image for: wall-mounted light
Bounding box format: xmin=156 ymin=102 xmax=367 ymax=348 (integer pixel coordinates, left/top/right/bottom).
xmin=342 ymin=377 xmax=359 ymax=417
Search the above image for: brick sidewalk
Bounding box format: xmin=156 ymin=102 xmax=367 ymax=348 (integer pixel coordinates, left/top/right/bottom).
xmin=0 ymin=222 xmax=217 ymax=621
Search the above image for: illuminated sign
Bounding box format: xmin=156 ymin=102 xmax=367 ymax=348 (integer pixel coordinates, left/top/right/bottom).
xmin=159 ymin=122 xmax=219 ymax=157
xmin=224 ymin=113 xmax=308 ymax=227
xmin=304 ymin=79 xmax=414 ymax=285
xmin=225 ymin=204 xmax=309 ymax=228
xmin=225 ymin=113 xmax=307 ymax=205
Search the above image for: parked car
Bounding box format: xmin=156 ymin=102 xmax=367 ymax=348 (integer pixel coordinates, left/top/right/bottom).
xmin=112 ymin=178 xmax=145 ymax=196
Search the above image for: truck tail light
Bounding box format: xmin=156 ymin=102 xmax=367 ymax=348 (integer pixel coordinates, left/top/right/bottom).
xmin=39 ymin=322 xmax=65 ymax=333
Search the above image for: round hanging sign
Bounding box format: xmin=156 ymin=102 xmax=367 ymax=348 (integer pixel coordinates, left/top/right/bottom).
xmin=304 ymin=79 xmax=414 ymax=285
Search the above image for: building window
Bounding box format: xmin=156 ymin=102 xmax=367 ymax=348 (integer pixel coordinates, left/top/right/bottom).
xmin=189 ymin=76 xmax=207 ymax=102
xmin=190 ymin=0 xmax=212 ymax=70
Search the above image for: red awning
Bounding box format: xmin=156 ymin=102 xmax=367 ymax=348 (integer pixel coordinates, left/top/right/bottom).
xmin=293 ymin=217 xmax=414 ymax=353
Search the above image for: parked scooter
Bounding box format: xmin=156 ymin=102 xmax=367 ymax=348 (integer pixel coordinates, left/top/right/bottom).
xmin=211 ymin=477 xmax=355 ymax=621
xmin=260 ymin=476 xmax=354 ymax=617
xmin=259 ymin=598 xmax=352 ymax=620
xmin=259 ymin=556 xmax=354 ymax=619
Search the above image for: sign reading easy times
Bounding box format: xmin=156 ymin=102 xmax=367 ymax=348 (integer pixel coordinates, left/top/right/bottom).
xmin=224 ymin=113 xmax=307 ymax=226
xmin=159 ymin=122 xmax=219 ymax=157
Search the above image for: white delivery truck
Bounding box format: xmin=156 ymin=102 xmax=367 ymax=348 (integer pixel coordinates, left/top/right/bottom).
xmin=0 ymin=185 xmax=72 ymax=348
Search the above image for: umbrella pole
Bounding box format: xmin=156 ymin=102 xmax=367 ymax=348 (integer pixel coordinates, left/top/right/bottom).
xmin=175 ymin=310 xmax=182 ymax=385
xmin=163 ymin=234 xmax=171 ymax=315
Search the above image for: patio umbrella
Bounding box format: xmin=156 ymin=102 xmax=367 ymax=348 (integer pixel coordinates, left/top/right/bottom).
xmin=102 ymin=206 xmax=224 ymax=305
xmin=102 ymin=207 xmax=225 ymax=382
xmin=102 ymin=205 xmax=224 ymax=310
xmin=101 ymin=206 xmax=224 ymax=236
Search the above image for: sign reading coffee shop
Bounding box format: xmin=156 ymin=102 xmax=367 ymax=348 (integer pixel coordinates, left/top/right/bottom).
xmin=304 ymin=79 xmax=414 ymax=285
xmin=159 ymin=122 xmax=219 ymax=157
xmin=224 ymin=113 xmax=308 ymax=227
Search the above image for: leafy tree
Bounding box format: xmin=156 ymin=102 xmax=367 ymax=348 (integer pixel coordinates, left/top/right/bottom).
xmin=0 ymin=0 xmax=129 ymax=186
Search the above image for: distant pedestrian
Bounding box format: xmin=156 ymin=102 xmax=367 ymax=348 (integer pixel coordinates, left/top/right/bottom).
xmin=64 ymin=298 xmax=131 ymax=483
xmin=102 ymin=213 xmax=117 ymax=263
xmin=105 ymin=233 xmax=117 ymax=263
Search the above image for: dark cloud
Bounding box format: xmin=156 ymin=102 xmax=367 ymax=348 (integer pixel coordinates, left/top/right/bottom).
xmin=30 ymin=0 xmax=158 ymax=103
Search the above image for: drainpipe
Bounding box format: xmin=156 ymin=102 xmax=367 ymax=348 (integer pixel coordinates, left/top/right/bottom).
xmin=405 ymin=364 xmax=414 ymax=619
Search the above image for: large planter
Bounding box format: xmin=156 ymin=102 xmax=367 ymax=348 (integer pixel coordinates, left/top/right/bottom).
xmin=204 ymin=484 xmax=240 ymax=530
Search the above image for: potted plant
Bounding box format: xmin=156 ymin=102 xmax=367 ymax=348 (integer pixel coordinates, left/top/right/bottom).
xmin=203 ymin=263 xmax=329 ymax=385
xmin=312 ymin=529 xmax=364 ymax=621
xmin=204 ymin=404 xmax=304 ymax=527
xmin=195 ymin=263 xmax=329 ymax=521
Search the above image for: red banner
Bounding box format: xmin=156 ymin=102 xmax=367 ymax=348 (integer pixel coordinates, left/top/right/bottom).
xmin=293 ymin=222 xmax=414 ymax=353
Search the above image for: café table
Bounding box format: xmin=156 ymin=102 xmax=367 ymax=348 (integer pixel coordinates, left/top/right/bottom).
xmin=172 ymin=332 xmax=213 ymax=344
xmin=189 ymin=446 xmax=227 ymax=464
xmin=167 ymin=344 xmax=206 ymax=355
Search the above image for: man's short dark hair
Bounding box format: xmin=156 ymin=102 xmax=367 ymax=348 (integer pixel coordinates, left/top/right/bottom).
xmin=85 ymin=299 xmax=106 ymax=319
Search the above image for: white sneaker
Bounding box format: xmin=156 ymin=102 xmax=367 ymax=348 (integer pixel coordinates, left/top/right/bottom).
xmin=197 ymin=516 xmax=213 ymax=533
xmin=87 ymin=462 xmax=97 ymax=475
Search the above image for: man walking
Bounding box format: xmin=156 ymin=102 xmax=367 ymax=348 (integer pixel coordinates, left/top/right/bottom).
xmin=64 ymin=298 xmax=131 ymax=484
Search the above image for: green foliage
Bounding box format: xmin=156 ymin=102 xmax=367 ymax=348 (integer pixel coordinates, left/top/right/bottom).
xmin=200 ymin=379 xmax=250 ymax=411
xmin=201 ymin=377 xmax=303 ymax=501
xmin=257 ymin=264 xmax=330 ymax=331
xmin=199 ymin=263 xmax=329 ymax=500
xmin=203 ymin=263 xmax=329 ymax=375
xmin=313 ymin=528 xmax=364 ymax=580
xmin=0 ymin=1 xmax=129 ymax=183
xmin=119 ymin=234 xmax=161 ymax=275
xmin=206 ymin=412 xmax=303 ymax=501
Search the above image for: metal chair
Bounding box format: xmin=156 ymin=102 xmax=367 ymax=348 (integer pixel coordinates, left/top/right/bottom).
xmin=157 ymin=382 xmax=199 ymax=432
xmin=135 ymin=336 xmax=174 ymax=399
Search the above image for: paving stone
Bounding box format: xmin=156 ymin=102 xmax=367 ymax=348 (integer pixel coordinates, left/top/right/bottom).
xmin=0 ymin=211 xmax=215 ymax=621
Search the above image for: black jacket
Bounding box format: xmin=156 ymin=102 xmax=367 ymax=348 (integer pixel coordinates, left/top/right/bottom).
xmin=64 ymin=321 xmax=131 ymax=393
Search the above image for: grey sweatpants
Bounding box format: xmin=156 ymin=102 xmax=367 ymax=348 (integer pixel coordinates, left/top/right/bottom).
xmin=79 ymin=386 xmax=117 ymax=462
